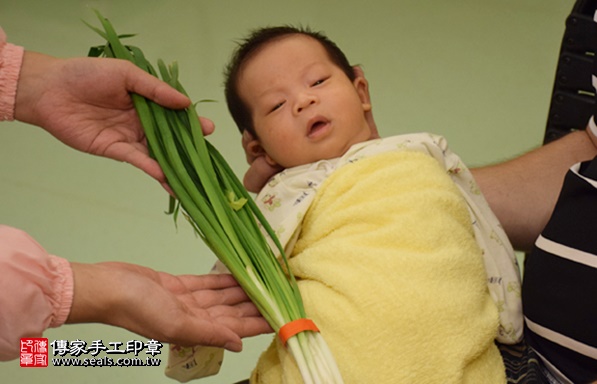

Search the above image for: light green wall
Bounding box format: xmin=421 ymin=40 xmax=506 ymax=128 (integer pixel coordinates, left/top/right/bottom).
xmin=0 ymin=0 xmax=574 ymax=383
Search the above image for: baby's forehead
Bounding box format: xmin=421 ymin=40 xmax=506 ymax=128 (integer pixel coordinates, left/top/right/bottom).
xmin=239 ymin=37 xmax=327 ymax=82
xmin=248 ymin=34 xmax=327 ymax=63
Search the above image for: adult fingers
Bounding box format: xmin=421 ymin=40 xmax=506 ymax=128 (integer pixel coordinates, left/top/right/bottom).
xmin=199 ymin=116 xmax=215 ymax=135
xmin=243 ymin=157 xmax=281 ymax=193
xmin=104 ymin=142 xmax=166 ymax=184
xmin=121 ymin=60 xmax=190 ymax=109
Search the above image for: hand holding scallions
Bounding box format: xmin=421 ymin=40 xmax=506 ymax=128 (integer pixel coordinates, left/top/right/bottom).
xmin=13 ymin=50 xmax=214 ymax=188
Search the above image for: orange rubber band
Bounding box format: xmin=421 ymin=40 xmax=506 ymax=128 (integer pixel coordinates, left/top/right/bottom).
xmin=278 ymin=318 xmax=320 ymax=345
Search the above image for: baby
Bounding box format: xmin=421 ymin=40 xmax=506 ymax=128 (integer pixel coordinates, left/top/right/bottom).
xmin=224 ymin=26 xmax=522 ymax=383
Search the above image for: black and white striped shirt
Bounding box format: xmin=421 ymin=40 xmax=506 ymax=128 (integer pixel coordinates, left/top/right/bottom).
xmin=522 ymin=158 xmax=597 ymax=383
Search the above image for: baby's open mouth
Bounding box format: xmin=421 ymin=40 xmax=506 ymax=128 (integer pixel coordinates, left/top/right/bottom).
xmin=308 ymin=118 xmax=330 ymax=138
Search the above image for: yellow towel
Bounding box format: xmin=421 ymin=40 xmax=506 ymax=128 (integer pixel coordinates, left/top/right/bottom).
xmin=251 ymin=151 xmax=505 ymax=383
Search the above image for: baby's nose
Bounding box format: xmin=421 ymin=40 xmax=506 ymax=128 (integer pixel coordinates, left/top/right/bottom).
xmin=294 ymin=93 xmax=317 ymax=114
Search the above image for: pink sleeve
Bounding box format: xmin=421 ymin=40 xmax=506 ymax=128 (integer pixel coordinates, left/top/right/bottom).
xmin=0 ymin=27 xmax=25 ymax=121
xmin=0 ymin=225 xmax=74 ymax=361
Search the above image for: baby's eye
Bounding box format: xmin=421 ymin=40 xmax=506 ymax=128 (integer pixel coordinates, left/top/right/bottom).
xmin=270 ymin=101 xmax=285 ymax=113
xmin=312 ymin=78 xmax=327 ymax=86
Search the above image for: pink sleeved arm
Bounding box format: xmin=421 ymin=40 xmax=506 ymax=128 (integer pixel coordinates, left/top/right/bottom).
xmin=0 ymin=27 xmax=25 ymax=121
xmin=0 ymin=225 xmax=74 ymax=361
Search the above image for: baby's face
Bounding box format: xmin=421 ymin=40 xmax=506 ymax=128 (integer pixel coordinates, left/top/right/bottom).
xmin=238 ymin=34 xmax=373 ymax=168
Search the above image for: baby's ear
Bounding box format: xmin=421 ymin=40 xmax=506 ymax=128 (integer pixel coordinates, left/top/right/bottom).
xmin=244 ymin=137 xmax=277 ymax=165
xmin=352 ymin=66 xmax=372 ymax=113
xmin=246 ymin=138 xmax=266 ymax=158
xmin=352 ymin=65 xmax=379 ymax=138
xmin=243 ymin=130 xmax=280 ymax=167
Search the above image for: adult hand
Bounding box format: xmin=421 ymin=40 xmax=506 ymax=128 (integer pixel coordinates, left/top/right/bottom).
xmin=14 ymin=51 xmax=215 ymax=185
xmin=68 ymin=262 xmax=271 ymax=352
xmin=242 ymin=130 xmax=283 ymax=192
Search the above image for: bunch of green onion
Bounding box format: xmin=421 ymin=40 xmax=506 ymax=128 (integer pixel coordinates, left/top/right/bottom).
xmin=86 ymin=11 xmax=343 ymax=384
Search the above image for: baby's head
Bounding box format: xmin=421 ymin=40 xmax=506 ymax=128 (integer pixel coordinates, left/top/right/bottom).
xmin=224 ymin=26 xmax=375 ymax=168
